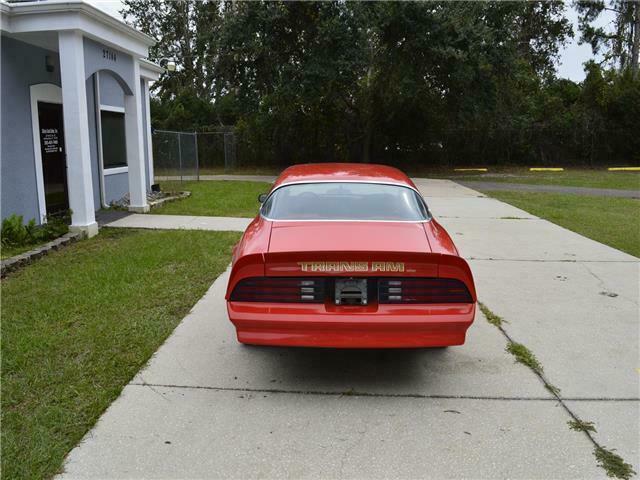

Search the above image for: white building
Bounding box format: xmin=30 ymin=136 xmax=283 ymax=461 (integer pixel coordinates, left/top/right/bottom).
xmin=1 ymin=0 xmax=162 ymax=237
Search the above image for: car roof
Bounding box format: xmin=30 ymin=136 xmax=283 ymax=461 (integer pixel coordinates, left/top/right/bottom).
xmin=272 ymin=163 xmax=417 ymax=190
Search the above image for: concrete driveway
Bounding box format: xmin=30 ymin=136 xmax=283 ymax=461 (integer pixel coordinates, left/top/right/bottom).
xmin=59 ymin=180 xmax=638 ymax=479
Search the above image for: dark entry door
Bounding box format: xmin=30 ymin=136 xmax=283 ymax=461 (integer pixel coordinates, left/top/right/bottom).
xmin=37 ymin=101 xmax=69 ymax=215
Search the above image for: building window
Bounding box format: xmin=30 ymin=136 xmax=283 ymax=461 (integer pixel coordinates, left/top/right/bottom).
xmin=100 ymin=110 xmax=127 ymax=168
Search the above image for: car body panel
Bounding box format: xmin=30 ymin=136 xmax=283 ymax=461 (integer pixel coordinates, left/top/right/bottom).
xmin=228 ymin=302 xmax=475 ymax=348
xmin=268 ymin=221 xmax=432 ymax=254
xmin=225 ymin=163 xmax=476 ymax=348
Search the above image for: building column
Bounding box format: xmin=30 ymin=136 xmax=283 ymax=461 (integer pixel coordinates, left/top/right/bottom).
xmin=58 ymin=30 xmax=98 ymax=237
xmin=125 ymin=61 xmax=149 ymax=212
xmin=143 ymin=79 xmax=155 ymax=187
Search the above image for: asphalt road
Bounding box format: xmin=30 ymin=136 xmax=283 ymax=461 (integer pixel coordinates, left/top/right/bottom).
xmin=59 ymin=179 xmax=639 ymax=479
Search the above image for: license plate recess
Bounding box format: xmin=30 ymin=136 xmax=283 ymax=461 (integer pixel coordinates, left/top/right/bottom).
xmin=334 ymin=278 xmax=368 ymax=305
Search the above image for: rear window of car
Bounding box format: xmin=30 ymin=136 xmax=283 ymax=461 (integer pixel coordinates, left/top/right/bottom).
xmin=261 ymin=182 xmax=430 ymax=221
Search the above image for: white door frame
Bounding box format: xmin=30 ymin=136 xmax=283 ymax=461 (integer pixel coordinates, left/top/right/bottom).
xmin=30 ymin=83 xmax=64 ymax=223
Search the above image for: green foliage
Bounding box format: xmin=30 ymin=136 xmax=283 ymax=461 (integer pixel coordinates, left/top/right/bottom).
xmin=1 ymin=213 xmax=69 ymax=250
xmin=568 ymin=419 xmax=597 ymax=433
xmin=124 ymin=0 xmax=639 ymax=167
xmin=478 ymin=302 xmax=505 ymax=328
xmin=506 ymin=342 xmax=544 ymax=375
xmin=575 ymin=0 xmax=639 ymax=75
xmin=545 ymin=383 xmax=562 ymax=396
xmin=1 ymin=215 xmax=29 ymax=247
xmin=594 ymin=446 xmax=636 ymax=480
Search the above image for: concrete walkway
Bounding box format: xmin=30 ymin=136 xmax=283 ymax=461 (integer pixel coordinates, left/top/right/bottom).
xmin=457 ymin=180 xmax=640 ymax=198
xmin=59 ymin=179 xmax=638 ymax=479
xmin=105 ymin=213 xmax=251 ymax=232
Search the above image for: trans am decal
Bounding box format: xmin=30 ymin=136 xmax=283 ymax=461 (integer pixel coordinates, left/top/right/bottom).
xmin=297 ymin=261 xmax=405 ymax=272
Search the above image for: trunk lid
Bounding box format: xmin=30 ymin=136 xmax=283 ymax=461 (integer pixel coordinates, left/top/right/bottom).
xmin=268 ymin=221 xmax=431 ymax=254
xmin=265 ymin=221 xmax=437 ymax=277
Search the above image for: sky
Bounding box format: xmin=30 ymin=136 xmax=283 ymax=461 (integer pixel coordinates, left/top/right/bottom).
xmin=87 ymin=0 xmax=613 ymax=83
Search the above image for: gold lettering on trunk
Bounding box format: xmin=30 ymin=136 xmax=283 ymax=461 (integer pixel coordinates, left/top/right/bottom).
xmin=297 ymin=261 xmax=404 ymax=272
xmin=371 ymin=262 xmax=405 ymax=272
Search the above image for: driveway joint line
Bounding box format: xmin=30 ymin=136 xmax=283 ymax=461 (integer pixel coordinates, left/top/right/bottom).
xmin=130 ymin=383 xmax=639 ymax=401
xmin=480 ymin=301 xmax=637 ymax=478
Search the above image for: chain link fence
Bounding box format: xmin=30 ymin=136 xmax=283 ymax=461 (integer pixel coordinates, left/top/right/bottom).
xmin=152 ymin=129 xmax=237 ymax=181
xmin=153 ymin=127 xmax=638 ymax=179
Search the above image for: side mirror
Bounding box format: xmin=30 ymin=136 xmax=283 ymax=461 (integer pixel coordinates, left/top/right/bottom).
xmin=258 ymin=193 xmax=268 ymax=203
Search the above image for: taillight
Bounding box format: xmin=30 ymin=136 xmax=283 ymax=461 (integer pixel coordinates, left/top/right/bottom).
xmin=230 ymin=277 xmax=325 ymax=303
xmin=378 ymin=278 xmax=472 ymax=304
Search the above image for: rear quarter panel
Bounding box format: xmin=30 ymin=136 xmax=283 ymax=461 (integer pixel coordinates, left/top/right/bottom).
xmin=227 ymin=216 xmax=272 ymax=298
xmin=424 ymin=219 xmax=476 ymax=301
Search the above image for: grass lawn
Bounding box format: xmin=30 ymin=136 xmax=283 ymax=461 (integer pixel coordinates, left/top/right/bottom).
xmin=438 ymin=168 xmax=640 ymax=190
xmin=1 ymin=243 xmax=38 ymax=259
xmin=484 ymin=191 xmax=640 ymax=258
xmin=1 ymin=228 xmax=240 ymax=479
xmin=154 ymin=180 xmax=271 ymax=217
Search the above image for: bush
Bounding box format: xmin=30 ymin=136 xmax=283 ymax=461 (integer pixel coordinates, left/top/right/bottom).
xmin=1 ymin=212 xmax=70 ymax=248
xmin=1 ymin=215 xmax=30 ymax=247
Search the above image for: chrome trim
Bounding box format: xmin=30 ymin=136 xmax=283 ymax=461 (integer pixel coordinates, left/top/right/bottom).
xmin=269 ymin=179 xmax=423 ymax=196
xmin=260 ymin=180 xmax=432 ymax=223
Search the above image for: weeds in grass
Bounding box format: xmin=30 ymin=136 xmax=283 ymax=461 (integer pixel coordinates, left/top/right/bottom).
xmin=506 ymin=342 xmax=543 ymax=375
xmin=594 ymin=446 xmax=636 ymax=480
xmin=478 ymin=302 xmax=505 ymax=327
xmin=568 ymin=419 xmax=596 ymax=433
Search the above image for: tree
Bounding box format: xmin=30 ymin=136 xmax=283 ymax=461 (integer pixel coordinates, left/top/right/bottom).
xmin=123 ymin=0 xmax=637 ymax=167
xmin=576 ymin=0 xmax=640 ymax=78
xmin=122 ymin=0 xmax=224 ymax=101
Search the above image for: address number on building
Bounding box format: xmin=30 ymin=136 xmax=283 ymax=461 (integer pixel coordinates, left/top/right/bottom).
xmin=102 ymin=49 xmax=117 ymax=61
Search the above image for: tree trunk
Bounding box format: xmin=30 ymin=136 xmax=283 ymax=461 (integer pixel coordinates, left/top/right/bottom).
xmin=632 ymin=1 xmax=640 ymax=79
xmin=361 ymin=51 xmax=375 ymax=164
xmin=361 ymin=116 xmax=373 ymax=164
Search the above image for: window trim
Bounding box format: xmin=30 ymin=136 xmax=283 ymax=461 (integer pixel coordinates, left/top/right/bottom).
xmin=99 ymin=107 xmax=128 ymax=170
xmin=99 ymin=104 xmax=125 ymax=113
xmin=103 ymin=166 xmax=128 ymax=175
xmin=260 ymin=180 xmax=432 ymax=223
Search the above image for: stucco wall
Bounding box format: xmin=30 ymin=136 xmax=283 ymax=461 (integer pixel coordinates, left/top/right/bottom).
xmin=99 ymin=72 xmax=125 ymax=108
xmin=104 ymin=172 xmax=129 ymax=204
xmin=83 ymin=38 xmax=135 ymax=207
xmin=83 ymin=37 xmax=134 ymax=93
xmin=1 ymin=35 xmax=61 ymax=223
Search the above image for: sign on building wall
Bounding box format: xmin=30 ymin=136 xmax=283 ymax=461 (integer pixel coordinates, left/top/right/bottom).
xmin=41 ymin=128 xmax=62 ymax=153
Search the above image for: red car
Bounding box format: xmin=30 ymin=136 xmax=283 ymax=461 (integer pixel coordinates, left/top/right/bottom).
xmin=225 ymin=163 xmax=476 ymax=348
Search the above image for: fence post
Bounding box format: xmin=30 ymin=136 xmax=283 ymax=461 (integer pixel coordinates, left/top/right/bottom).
xmin=178 ymin=132 xmax=183 ymax=182
xmin=223 ymin=133 xmax=229 ymax=173
xmin=194 ymin=131 xmax=199 ymax=181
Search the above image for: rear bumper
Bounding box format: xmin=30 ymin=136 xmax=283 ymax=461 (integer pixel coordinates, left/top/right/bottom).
xmin=227 ymin=302 xmax=475 ymax=348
